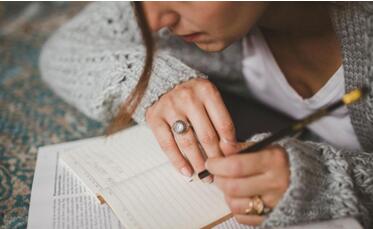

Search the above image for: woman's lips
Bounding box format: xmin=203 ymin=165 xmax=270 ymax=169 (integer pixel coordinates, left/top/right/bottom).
xmin=179 ymin=32 xmax=202 ymax=42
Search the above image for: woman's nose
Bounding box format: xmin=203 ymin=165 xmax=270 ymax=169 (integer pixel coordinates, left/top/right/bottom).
xmin=143 ymin=3 xmax=179 ymax=32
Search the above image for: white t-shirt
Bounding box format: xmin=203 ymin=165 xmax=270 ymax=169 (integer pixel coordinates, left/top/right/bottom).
xmin=242 ymin=29 xmax=361 ymax=150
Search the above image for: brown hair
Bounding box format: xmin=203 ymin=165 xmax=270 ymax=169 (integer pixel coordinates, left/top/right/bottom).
xmin=107 ymin=2 xmax=154 ymax=134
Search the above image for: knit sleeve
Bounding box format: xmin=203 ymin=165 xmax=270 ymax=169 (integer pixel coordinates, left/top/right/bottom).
xmin=39 ymin=2 xmax=206 ymax=124
xmin=262 ymin=138 xmax=373 ymax=228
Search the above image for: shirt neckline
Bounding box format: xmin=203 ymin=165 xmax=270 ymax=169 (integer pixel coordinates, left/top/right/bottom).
xmin=247 ymin=28 xmax=344 ymax=109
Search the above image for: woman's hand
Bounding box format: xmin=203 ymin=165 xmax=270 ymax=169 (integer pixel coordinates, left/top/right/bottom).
xmin=206 ymin=143 xmax=290 ymax=226
xmin=146 ymin=78 xmax=240 ymax=181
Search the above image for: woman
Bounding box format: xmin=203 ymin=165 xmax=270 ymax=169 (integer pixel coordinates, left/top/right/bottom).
xmin=40 ymin=2 xmax=373 ymax=228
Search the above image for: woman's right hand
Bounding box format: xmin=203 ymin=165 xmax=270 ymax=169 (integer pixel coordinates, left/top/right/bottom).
xmin=145 ymin=78 xmax=241 ymax=182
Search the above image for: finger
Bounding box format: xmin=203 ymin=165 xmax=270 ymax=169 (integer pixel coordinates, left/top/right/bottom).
xmin=261 ymin=193 xmax=280 ymax=209
xmin=167 ymin=115 xmax=207 ymax=174
xmin=220 ymin=139 xmax=243 ymax=156
xmin=225 ymin=196 xmax=258 ymax=215
xmin=196 ymin=81 xmax=239 ymax=155
xmin=233 ymin=214 xmax=264 ymax=226
xmin=222 ymin=141 xmax=255 ymax=155
xmin=226 ymin=194 xmax=277 ymax=214
xmin=214 ymin=174 xmax=269 ymax=197
xmin=149 ymin=119 xmax=193 ymax=177
xmin=174 ymin=127 xmax=206 ymax=173
xmin=206 ymin=152 xmax=265 ymax=177
xmin=187 ymin=103 xmax=222 ymax=159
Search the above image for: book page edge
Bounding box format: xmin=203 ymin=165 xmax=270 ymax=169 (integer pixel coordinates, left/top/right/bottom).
xmin=201 ymin=212 xmax=233 ymax=229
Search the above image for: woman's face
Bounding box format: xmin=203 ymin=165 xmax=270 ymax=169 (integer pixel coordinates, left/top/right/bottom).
xmin=142 ymin=2 xmax=269 ymax=52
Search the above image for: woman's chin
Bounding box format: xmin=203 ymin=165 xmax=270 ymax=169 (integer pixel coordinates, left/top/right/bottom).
xmin=194 ymin=40 xmax=229 ymax=52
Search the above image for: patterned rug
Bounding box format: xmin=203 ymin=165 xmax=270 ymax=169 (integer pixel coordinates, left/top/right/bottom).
xmin=0 ymin=2 xmax=105 ymax=228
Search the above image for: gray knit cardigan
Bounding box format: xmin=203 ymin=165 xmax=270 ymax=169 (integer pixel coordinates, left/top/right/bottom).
xmin=39 ymin=2 xmax=373 ymax=228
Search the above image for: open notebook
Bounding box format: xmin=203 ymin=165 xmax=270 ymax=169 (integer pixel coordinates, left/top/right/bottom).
xmin=60 ymin=125 xmax=234 ymax=229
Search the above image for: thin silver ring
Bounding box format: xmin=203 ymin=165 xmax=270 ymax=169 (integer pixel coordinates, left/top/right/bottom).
xmin=172 ymin=120 xmax=190 ymax=134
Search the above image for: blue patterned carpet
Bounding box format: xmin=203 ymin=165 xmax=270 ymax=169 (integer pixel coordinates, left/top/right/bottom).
xmin=0 ymin=2 xmax=104 ymax=228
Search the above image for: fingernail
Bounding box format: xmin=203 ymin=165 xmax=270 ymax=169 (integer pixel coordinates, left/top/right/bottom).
xmin=202 ymin=175 xmax=213 ymax=183
xmin=180 ymin=167 xmax=192 ymax=177
xmin=240 ymin=141 xmax=253 ymax=149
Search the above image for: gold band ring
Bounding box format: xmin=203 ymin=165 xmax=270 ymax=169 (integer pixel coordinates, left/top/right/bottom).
xmin=244 ymin=196 xmax=269 ymax=215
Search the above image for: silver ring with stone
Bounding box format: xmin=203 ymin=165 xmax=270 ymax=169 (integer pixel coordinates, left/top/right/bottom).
xmin=172 ymin=120 xmax=190 ymax=134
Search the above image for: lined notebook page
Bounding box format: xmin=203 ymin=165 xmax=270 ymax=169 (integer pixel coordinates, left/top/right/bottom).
xmin=101 ymin=163 xmax=230 ymax=229
xmin=61 ymin=125 xmax=169 ymax=192
xmin=61 ymin=125 xmax=240 ymax=228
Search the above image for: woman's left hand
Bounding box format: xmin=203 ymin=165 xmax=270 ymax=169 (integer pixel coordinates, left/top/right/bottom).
xmin=205 ymin=143 xmax=290 ymax=226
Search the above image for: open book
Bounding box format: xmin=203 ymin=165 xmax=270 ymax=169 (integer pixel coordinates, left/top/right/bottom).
xmin=31 ymin=125 xmax=362 ymax=229
xmin=60 ymin=125 xmax=235 ymax=229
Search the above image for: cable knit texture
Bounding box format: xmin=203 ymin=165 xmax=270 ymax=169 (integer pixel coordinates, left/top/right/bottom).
xmin=39 ymin=2 xmax=373 ymax=228
xmin=263 ymin=138 xmax=373 ymax=228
